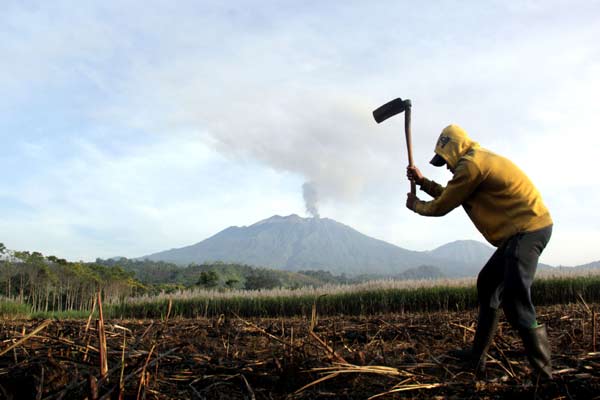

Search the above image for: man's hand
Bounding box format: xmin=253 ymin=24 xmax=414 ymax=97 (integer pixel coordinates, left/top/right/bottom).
xmin=406 ymin=192 xmax=419 ymax=211
xmin=406 ymin=166 xmax=424 ymax=185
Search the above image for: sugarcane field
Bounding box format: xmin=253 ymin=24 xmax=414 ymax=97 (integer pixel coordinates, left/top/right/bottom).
xmin=1 ymin=288 xmax=600 ymax=399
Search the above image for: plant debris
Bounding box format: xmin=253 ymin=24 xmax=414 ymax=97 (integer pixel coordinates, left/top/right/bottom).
xmin=0 ymin=303 xmax=599 ymax=399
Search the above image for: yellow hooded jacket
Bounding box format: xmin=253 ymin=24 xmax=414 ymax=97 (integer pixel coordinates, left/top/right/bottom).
xmin=414 ymin=125 xmax=552 ymax=247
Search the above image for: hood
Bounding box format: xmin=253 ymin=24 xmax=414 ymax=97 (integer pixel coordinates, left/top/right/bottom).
xmin=433 ymin=124 xmax=479 ymax=169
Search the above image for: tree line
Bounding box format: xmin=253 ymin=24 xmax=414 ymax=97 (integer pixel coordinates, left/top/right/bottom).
xmin=0 ymin=243 xmax=141 ymax=312
xmin=94 ymin=258 xmax=337 ymax=292
xmin=0 ymin=243 xmax=344 ymax=313
xmin=0 ymin=242 xmax=396 ymax=314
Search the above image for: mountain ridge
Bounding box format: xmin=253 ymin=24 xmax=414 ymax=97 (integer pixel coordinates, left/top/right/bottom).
xmin=138 ymin=214 xmax=586 ymax=275
xmin=140 ymin=214 xmax=498 ymax=276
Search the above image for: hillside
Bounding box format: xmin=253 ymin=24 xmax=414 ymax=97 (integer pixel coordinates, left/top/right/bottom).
xmin=140 ymin=215 xmax=489 ymax=276
xmin=428 ymin=240 xmax=493 ymax=266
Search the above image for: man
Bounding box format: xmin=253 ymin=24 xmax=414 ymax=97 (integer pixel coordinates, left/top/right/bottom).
xmin=406 ymin=124 xmax=553 ymax=378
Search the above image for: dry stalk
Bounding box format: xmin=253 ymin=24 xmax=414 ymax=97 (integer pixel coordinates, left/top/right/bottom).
xmin=85 ymin=295 xmax=98 ymax=333
xmin=239 ymin=374 xmax=256 ymax=400
xmin=290 ymin=326 xmax=294 ymax=363
xmin=113 ymin=324 xmax=132 ymax=334
xmin=0 ymin=319 xmax=51 ymax=357
xmin=449 ymin=322 xmax=475 ymax=333
xmin=309 ymin=295 xmax=327 ymax=333
xmin=88 ymin=375 xmax=99 ymax=400
xmin=577 ymin=293 xmax=592 ymax=314
xmin=427 ymin=352 xmax=455 ymax=378
xmin=307 ymin=295 xmax=347 ymax=363
xmin=486 ymin=353 xmax=516 ymax=380
xmin=309 ymin=363 xmax=410 ymax=377
xmin=368 ymin=383 xmax=445 ymax=399
xmin=140 ymin=321 xmax=154 ymax=340
xmin=309 ymin=331 xmax=347 ymax=364
xmin=100 ymin=346 xmax=179 ymax=400
xmin=45 ymin=361 xmax=123 ymax=400
xmin=136 ymin=344 xmax=156 ymax=400
xmin=310 ymin=300 xmax=317 ymax=332
xmin=492 ymin=346 xmax=517 ymax=380
xmin=165 ymin=298 xmax=172 ymax=321
xmin=593 ymin=307 xmax=597 ymax=352
xmin=234 ymin=314 xmax=303 ymax=351
xmin=294 ymin=363 xmax=413 ymax=396
xmin=119 ymin=332 xmax=127 ymax=400
xmin=36 ymin=366 xmax=44 ymax=400
xmin=97 ymin=291 xmax=108 ymax=380
xmin=82 ymin=335 xmax=94 ymax=363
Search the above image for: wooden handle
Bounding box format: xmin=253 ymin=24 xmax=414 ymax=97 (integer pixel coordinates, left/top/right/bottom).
xmin=404 ymin=105 xmax=416 ymax=195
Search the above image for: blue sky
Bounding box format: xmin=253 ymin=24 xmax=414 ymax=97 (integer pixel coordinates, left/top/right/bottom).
xmin=1 ymin=1 xmax=599 ymax=266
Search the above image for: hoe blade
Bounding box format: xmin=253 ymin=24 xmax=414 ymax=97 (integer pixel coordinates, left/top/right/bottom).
xmin=372 ymin=97 xmax=407 ymax=123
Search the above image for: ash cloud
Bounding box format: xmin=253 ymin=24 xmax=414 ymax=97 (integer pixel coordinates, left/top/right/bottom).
xmin=103 ymin=24 xmax=413 ymax=213
xmin=302 ymin=181 xmax=320 ymax=218
xmin=195 ymin=90 xmax=402 ymax=207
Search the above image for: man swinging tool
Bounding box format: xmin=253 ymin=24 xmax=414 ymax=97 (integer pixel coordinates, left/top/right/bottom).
xmin=406 ymin=124 xmax=553 ymax=378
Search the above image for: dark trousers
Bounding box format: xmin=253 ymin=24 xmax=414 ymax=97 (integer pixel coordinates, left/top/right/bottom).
xmin=477 ymin=225 xmax=553 ymax=330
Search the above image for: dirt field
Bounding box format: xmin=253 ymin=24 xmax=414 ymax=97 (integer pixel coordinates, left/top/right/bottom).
xmin=1 ymin=303 xmax=599 ymax=399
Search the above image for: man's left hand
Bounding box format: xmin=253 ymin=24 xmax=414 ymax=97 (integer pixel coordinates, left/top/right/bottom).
xmin=406 ymin=192 xmax=419 ymax=211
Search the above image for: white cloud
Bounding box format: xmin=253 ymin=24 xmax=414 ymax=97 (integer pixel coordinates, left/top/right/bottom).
xmin=1 ymin=1 xmax=599 ymax=265
xmin=2 ymin=133 xmax=304 ymax=259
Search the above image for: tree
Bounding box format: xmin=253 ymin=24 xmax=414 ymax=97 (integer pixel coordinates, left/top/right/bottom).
xmin=0 ymin=243 xmax=13 ymax=299
xmin=197 ymin=271 xmax=219 ymax=288
xmin=225 ymin=278 xmax=240 ymax=289
xmin=244 ymin=270 xmax=281 ymax=290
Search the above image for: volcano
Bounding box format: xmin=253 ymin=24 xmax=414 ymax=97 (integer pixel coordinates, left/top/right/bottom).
xmin=139 ymin=214 xmax=497 ymax=276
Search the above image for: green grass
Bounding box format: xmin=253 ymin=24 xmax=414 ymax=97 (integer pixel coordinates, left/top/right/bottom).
xmin=29 ymin=310 xmax=99 ymax=319
xmin=1 ymin=297 xmax=101 ymax=319
xmin=0 ymin=298 xmax=32 ymax=317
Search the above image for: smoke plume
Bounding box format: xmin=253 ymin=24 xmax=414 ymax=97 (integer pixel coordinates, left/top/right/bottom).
xmin=111 ymin=50 xmax=410 ymax=213
xmin=302 ymin=181 xmax=320 ymax=218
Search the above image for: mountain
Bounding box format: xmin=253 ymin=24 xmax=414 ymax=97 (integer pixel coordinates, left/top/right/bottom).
xmin=578 ymin=261 xmax=600 ymax=269
xmin=140 ymin=214 xmax=493 ymax=276
xmin=427 ymin=239 xmax=557 ymax=272
xmin=427 ymin=240 xmax=494 ymax=276
xmin=428 ymin=240 xmax=494 ymax=266
xmin=142 ymin=215 xmax=428 ymax=275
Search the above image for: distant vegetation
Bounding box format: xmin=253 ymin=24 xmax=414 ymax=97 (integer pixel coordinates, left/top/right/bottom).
xmin=0 ymin=243 xmax=141 ymax=314
xmin=94 ymin=258 xmax=356 ymax=291
xmin=2 ymin=243 xmax=600 ymax=319
xmin=0 ymin=243 xmax=390 ymax=314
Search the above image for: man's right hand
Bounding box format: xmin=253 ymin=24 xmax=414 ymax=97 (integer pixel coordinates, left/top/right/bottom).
xmin=406 ymin=166 xmax=424 ymax=185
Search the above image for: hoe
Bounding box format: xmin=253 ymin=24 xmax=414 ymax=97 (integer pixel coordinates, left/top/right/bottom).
xmin=372 ymin=98 xmax=415 ymax=195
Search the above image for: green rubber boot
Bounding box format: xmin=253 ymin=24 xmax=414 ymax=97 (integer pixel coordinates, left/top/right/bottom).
xmin=451 ymin=308 xmax=499 ymax=374
xmin=472 ymin=308 xmax=500 ymax=374
xmin=519 ymin=325 xmax=552 ymax=379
